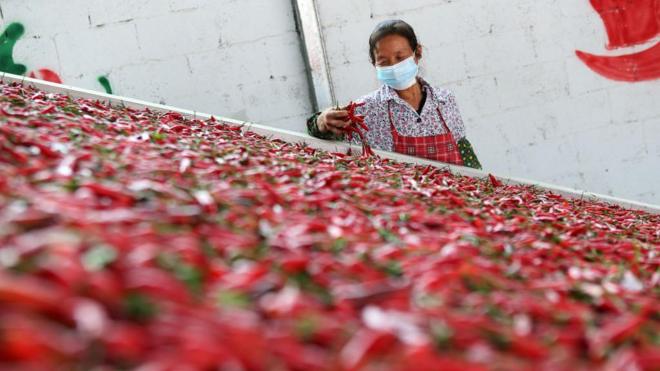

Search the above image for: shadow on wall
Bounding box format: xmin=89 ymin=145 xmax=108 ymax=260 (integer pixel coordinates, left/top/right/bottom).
xmin=576 ymin=0 xmax=660 ymax=82
xmin=0 ymin=22 xmax=114 ymax=94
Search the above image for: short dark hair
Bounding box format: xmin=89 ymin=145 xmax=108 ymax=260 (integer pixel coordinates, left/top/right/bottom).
xmin=368 ymin=19 xmax=419 ymax=65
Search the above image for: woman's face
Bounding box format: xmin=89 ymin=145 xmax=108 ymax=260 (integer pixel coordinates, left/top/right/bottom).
xmin=373 ymin=34 xmax=420 ymax=67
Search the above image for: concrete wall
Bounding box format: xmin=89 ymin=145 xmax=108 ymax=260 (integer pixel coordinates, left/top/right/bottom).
xmin=1 ymin=0 xmax=658 ymax=205
xmin=316 ymin=0 xmax=660 ymax=205
xmin=0 ymin=0 xmax=313 ymax=130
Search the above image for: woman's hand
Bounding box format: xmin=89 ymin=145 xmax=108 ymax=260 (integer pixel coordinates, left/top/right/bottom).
xmin=317 ymin=107 xmax=350 ymax=135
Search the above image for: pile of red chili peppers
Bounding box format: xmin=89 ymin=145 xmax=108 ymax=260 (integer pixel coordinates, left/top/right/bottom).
xmin=0 ymin=81 xmax=659 ymax=370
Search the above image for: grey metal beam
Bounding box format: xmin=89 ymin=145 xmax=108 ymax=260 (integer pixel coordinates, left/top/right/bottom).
xmin=292 ymin=0 xmax=335 ymax=111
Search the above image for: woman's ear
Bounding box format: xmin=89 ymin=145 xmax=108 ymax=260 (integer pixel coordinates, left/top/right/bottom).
xmin=415 ymin=45 xmax=423 ymax=62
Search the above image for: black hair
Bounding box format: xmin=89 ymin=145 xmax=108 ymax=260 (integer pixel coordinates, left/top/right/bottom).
xmin=368 ymin=19 xmax=420 ymax=65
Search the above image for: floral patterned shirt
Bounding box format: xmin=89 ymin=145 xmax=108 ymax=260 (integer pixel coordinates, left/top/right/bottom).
xmin=352 ymin=77 xmax=465 ymax=150
xmin=307 ymin=77 xmax=482 ymax=169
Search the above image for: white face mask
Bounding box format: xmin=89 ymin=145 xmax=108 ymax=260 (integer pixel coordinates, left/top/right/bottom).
xmin=375 ymin=56 xmax=419 ymax=90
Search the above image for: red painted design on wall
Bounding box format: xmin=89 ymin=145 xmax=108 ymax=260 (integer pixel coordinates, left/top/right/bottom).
xmin=576 ymin=0 xmax=660 ymax=82
xmin=1 ymin=23 xmax=113 ymax=94
xmin=28 ymin=68 xmax=62 ymax=84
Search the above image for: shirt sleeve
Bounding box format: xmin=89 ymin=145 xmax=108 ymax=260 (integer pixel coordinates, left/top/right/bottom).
xmin=306 ymin=112 xmax=345 ymax=141
xmin=457 ymin=137 xmax=482 ymax=170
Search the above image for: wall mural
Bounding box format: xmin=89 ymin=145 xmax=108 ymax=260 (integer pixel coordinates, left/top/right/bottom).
xmin=28 ymin=68 xmax=62 ymax=84
xmin=576 ymin=0 xmax=660 ymax=82
xmin=4 ymin=3 xmax=657 ymax=94
xmin=97 ymin=76 xmax=113 ymax=95
xmin=0 ymin=22 xmax=27 ymax=75
xmin=0 ymin=22 xmax=114 ymax=94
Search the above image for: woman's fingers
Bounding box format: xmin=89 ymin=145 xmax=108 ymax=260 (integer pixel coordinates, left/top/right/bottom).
xmin=327 ymin=110 xmax=349 ymax=120
xmin=318 ymin=107 xmax=354 ymax=135
xmin=327 ymin=126 xmax=345 ymax=135
xmin=327 ymin=118 xmax=350 ymax=129
xmin=326 ymin=110 xmax=350 ymax=130
xmin=322 ymin=119 xmax=344 ymax=135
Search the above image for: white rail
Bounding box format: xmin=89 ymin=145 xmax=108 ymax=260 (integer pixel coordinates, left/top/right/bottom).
xmin=2 ymin=72 xmax=658 ymax=214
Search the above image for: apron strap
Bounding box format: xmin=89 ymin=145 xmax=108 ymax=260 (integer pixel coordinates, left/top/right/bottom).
xmin=426 ymin=86 xmax=454 ymax=138
xmin=435 ymin=106 xmax=453 ymax=137
xmin=387 ymin=94 xmax=454 ymax=140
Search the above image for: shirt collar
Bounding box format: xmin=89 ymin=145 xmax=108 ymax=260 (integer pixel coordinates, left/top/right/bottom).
xmin=377 ymin=77 xmax=447 ymax=105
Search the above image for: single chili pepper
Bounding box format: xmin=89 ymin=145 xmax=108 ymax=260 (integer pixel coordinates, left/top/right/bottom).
xmin=82 ymin=183 xmax=135 ymax=206
xmin=123 ymin=267 xmax=192 ymax=304
xmin=101 ymin=322 xmax=149 ymax=361
xmin=489 ymin=173 xmax=503 ymax=187
xmin=0 ymin=272 xmax=71 ymax=316
xmin=340 ymin=329 xmax=398 ymax=370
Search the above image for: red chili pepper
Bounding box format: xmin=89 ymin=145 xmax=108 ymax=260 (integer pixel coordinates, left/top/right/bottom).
xmin=343 ymin=101 xmax=374 ymax=157
xmin=124 ymin=267 xmax=192 ymax=304
xmin=340 ymin=329 xmax=398 ymax=370
xmin=84 ymin=270 xmax=124 ymax=307
xmin=281 ymin=255 xmax=309 ymax=274
xmin=399 ymin=345 xmax=488 ymax=371
xmin=82 ymin=183 xmax=135 ymax=206
xmin=0 ymin=312 xmax=83 ymax=362
xmin=0 ymin=142 xmax=29 ymax=164
xmin=101 ymin=322 xmax=149 ymax=361
xmin=489 ymin=173 xmax=503 ymax=187
xmin=40 ymin=105 xmax=57 ymax=115
xmin=510 ymin=336 xmax=549 ymax=359
xmin=0 ymin=272 xmax=71 ymax=316
xmin=589 ymin=310 xmax=649 ymax=358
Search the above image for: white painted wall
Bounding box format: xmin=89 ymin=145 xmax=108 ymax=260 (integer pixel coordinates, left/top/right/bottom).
xmin=0 ymin=0 xmax=313 ymax=130
xmin=316 ymin=0 xmax=660 ymax=205
xmin=1 ymin=0 xmax=658 ymax=205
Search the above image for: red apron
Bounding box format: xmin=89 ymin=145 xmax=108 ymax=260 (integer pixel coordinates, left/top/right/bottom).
xmin=387 ymin=100 xmax=464 ymax=165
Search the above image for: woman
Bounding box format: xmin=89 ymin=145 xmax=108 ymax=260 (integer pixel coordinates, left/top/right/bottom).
xmin=307 ymin=19 xmax=481 ymax=169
